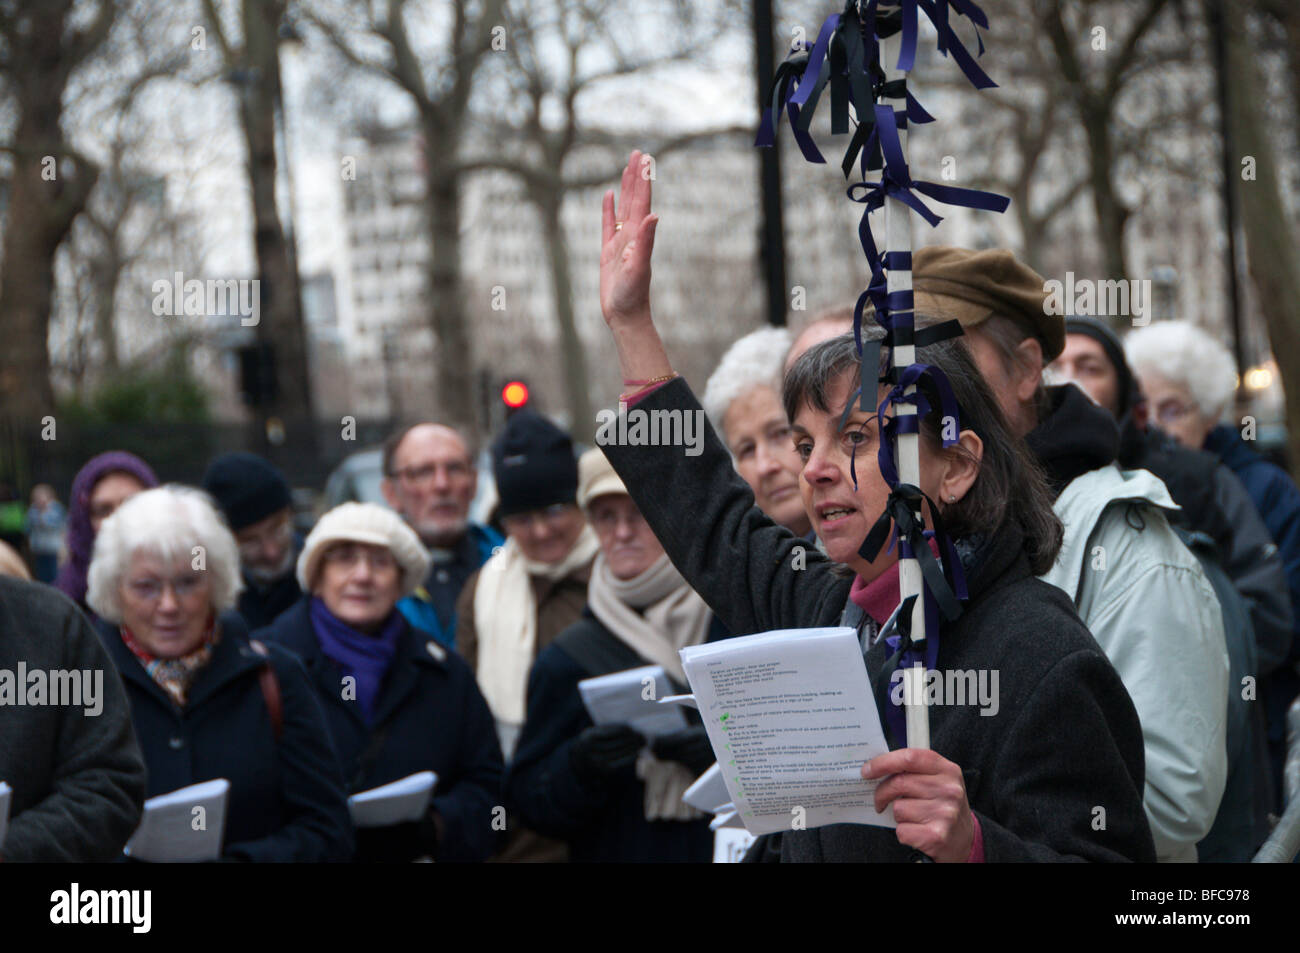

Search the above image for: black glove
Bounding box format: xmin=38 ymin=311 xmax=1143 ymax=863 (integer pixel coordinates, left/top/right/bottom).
xmin=354 ymin=809 xmax=439 ymax=863
xmin=650 ymin=726 xmax=716 ymax=776
xmin=568 ymin=723 xmax=646 ymax=786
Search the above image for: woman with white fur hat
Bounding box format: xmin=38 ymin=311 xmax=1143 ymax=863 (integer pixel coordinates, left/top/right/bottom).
xmin=255 ymin=501 xmax=504 ymax=863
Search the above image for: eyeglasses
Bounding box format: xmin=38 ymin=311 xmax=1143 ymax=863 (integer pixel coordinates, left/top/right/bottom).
xmin=124 ymin=575 xmax=206 ymax=603
xmin=1155 ymin=401 xmax=1193 ymax=426
xmin=322 ymin=544 xmax=398 ymax=573
xmin=236 ymin=517 xmax=293 ymax=557
xmin=502 ymin=503 xmax=577 ymax=532
xmin=589 ymin=507 xmax=646 ymax=532
xmin=389 ymin=461 xmax=470 ymax=487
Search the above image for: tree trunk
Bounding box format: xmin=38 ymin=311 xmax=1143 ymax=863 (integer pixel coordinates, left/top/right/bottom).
xmin=91 ymin=234 xmax=122 ymax=371
xmin=1083 ymin=107 xmax=1131 ymax=281
xmin=422 ymin=118 xmax=477 ymax=438
xmin=1224 ymin=8 xmax=1300 ymax=469
xmin=240 ymin=0 xmax=315 ymax=449
xmin=533 ymin=184 xmax=591 ymax=436
xmin=0 ymin=0 xmax=100 ymax=480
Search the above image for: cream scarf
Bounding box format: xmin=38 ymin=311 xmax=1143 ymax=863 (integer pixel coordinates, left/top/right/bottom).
xmin=474 ymin=525 xmax=600 ymax=751
xmin=587 ymin=552 xmax=713 ymax=822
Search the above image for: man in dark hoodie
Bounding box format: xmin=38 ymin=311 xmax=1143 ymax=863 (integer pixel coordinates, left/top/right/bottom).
xmin=203 ymin=452 xmax=304 ymax=630
xmin=1125 ymin=318 xmax=1300 ymax=819
xmin=1052 ymin=316 xmax=1292 ymax=680
xmin=911 ymin=246 xmax=1229 ymax=863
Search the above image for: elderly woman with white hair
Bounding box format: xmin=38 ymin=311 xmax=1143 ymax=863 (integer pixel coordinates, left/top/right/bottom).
xmin=88 ymin=485 xmax=353 ymax=862
xmin=701 ymin=326 xmax=811 ymax=537
xmin=1127 ymin=319 xmax=1300 ymax=808
xmin=256 ymin=502 xmax=503 ymax=863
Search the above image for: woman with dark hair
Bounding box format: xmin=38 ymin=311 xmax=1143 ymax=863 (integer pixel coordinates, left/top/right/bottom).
xmin=593 ymin=150 xmax=1155 ymax=862
xmin=57 ymin=451 xmax=159 ymax=618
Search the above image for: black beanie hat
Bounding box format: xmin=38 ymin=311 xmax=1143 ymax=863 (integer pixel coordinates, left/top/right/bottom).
xmin=492 ymin=412 xmax=578 ymax=518
xmin=1064 ymin=316 xmax=1141 ymax=418
xmin=202 ymin=452 xmax=293 ymax=531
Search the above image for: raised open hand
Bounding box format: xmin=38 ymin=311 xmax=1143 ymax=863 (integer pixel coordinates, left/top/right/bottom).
xmin=600 ymin=150 xmax=660 ymax=329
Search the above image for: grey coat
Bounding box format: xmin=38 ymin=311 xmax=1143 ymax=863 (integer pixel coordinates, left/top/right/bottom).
xmin=0 ymin=576 xmax=146 ymax=861
xmin=601 ymin=378 xmax=1156 ymax=862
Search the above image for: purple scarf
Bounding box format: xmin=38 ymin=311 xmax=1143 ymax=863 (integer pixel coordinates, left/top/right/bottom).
xmin=309 ymin=596 xmax=404 ymax=723
xmin=55 ymin=451 xmax=159 ymax=609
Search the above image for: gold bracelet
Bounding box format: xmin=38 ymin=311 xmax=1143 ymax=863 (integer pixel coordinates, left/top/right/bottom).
xmin=619 ymin=374 xmax=678 ymax=404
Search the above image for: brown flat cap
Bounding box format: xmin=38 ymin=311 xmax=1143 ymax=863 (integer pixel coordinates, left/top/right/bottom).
xmin=912 ymin=245 xmax=1063 ymax=361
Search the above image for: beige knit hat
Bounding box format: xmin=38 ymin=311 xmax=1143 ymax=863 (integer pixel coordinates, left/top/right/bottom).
xmin=297 ymin=502 xmax=430 ymax=598
xmin=577 ymin=448 xmax=627 ymax=511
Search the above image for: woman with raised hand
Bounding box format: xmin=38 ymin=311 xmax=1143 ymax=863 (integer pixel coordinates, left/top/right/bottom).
xmin=593 ymin=150 xmax=1155 ymax=863
xmin=88 ymin=485 xmax=352 ymax=862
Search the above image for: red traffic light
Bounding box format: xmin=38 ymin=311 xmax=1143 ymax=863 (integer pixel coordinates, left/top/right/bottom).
xmin=502 ymin=381 xmax=529 ymax=408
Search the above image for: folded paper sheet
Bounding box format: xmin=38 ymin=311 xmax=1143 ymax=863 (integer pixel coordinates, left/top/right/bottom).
xmin=0 ymin=781 xmax=10 ymax=848
xmin=680 ymin=627 xmax=895 ymax=836
xmin=577 ymin=665 xmax=688 ymax=738
xmin=125 ymin=778 xmax=230 ymax=862
xmin=348 ymin=771 xmax=438 ymax=828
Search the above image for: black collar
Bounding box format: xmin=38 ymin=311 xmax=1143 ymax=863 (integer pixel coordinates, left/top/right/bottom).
xmin=99 ymin=612 xmax=268 ymax=716
xmin=1025 ymin=384 xmax=1120 ymax=498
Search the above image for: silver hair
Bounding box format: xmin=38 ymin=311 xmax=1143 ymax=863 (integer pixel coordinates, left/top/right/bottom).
xmin=701 ymin=326 xmax=794 ymax=443
xmin=87 ymin=484 xmax=244 ymax=623
xmin=1124 ymin=320 xmax=1236 ymax=419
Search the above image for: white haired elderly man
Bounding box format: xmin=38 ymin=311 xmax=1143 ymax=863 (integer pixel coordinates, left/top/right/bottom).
xmin=88 ymin=485 xmax=353 ymax=861
xmin=1127 ymin=320 xmax=1300 ymax=808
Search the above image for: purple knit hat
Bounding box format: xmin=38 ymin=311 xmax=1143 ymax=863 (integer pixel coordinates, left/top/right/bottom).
xmin=55 ymin=451 xmax=159 ymax=608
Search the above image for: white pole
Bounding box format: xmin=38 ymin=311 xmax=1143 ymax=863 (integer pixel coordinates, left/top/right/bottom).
xmin=878 ymin=13 xmax=929 ymax=751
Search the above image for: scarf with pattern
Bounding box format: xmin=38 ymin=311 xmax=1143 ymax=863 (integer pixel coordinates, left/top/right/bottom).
xmin=120 ymin=613 xmax=219 ymax=707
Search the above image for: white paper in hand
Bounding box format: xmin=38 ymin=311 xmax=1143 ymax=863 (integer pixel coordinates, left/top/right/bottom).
xmin=680 ymin=627 xmax=895 ymax=835
xmin=714 ymin=826 xmax=758 ymax=862
xmin=0 ymin=780 xmax=11 ymax=848
xmin=348 ymin=771 xmax=437 ymax=828
xmin=577 ymin=665 xmax=687 ymax=739
xmin=125 ymin=778 xmax=230 ymax=862
xmin=682 ymin=763 xmax=731 ymax=814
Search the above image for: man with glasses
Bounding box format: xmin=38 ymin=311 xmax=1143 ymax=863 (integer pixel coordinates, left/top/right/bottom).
xmin=455 ymin=411 xmax=599 ymax=862
xmin=203 ymin=452 xmax=303 ymax=629
xmin=380 ymin=423 xmax=503 ymax=650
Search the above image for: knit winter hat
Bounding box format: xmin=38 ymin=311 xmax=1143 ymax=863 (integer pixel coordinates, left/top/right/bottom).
xmin=577 ymin=448 xmax=627 ymax=511
xmin=297 ymin=502 xmax=430 ymax=598
xmin=1064 ymin=316 xmax=1141 ymax=418
xmin=491 ymin=411 xmax=579 ymax=517
xmin=202 ymin=452 xmax=293 ymax=531
xmin=56 ymin=450 xmax=159 ymax=607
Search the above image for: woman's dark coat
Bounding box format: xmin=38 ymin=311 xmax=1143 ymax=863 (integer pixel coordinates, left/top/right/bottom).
xmin=257 ymin=597 xmax=504 ymax=863
xmin=601 ymin=378 xmax=1156 ymax=862
xmin=505 ymin=610 xmax=726 ymax=863
xmin=97 ymin=610 xmax=353 ymax=862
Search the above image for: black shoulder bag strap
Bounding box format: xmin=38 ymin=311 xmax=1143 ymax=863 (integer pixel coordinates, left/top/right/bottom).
xmin=554 ymin=623 xmax=647 ymax=680
xmin=350 ymin=719 xmax=396 ymax=794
